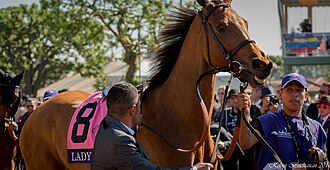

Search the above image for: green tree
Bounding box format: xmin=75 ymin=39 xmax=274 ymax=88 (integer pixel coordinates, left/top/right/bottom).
xmin=0 ymin=1 xmax=108 ymax=96
xmin=269 ymin=55 xmax=283 ymax=80
xmin=58 ymin=0 xmax=171 ymax=83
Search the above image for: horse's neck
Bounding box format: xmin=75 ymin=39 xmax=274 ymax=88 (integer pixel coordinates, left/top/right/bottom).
xmin=170 ymin=20 xmax=213 ymax=105
xmin=141 ymin=16 xmax=215 ymax=150
xmin=157 ymin=18 xmax=215 ymax=115
xmin=169 ymin=45 xmax=213 ymax=100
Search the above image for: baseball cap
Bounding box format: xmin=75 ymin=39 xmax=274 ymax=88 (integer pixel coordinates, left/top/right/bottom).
xmin=226 ymin=89 xmax=239 ymax=99
xmin=43 ymin=89 xmax=58 ymax=100
xmin=260 ymin=86 xmax=276 ymax=98
xmin=281 ymin=73 xmax=307 ymax=89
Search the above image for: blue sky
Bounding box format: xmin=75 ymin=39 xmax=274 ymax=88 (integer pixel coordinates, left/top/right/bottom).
xmin=1 ymin=0 xmax=329 ymax=56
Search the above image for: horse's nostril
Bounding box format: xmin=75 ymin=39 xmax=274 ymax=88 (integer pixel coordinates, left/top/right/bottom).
xmin=252 ymin=59 xmax=266 ymax=69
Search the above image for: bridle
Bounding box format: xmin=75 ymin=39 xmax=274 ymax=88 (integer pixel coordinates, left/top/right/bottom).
xmin=200 ymin=1 xmax=255 ymax=67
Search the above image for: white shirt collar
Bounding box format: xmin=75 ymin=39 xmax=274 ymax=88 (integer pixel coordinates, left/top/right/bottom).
xmin=321 ymin=114 xmax=330 ymax=126
xmin=120 ymin=122 xmax=135 ymax=136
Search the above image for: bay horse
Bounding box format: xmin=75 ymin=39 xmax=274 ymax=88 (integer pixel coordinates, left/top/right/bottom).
xmin=0 ymin=69 xmax=24 ymax=170
xmin=20 ymin=0 xmax=273 ymax=169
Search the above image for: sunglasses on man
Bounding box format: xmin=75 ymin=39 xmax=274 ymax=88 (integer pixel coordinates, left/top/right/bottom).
xmin=317 ymin=104 xmax=329 ymax=110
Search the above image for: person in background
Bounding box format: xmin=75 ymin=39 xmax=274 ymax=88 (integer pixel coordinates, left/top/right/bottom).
xmin=238 ymin=73 xmax=327 ymax=169
xmin=7 ymin=97 xmax=38 ymax=169
xmin=14 ymin=95 xmax=28 ymax=121
xmin=91 ymin=82 xmax=213 ymax=170
xmin=250 ymin=86 xmax=278 ymax=125
xmin=211 ymin=87 xmax=226 ymax=140
xmin=306 ymin=82 xmax=330 ymax=121
xmin=222 ymin=89 xmax=239 ymax=134
xmin=217 ymin=86 xmax=225 ymax=108
xmin=317 ymin=96 xmax=330 ymax=159
xmin=37 ymin=97 xmax=43 ymax=106
xmin=212 ymin=86 xmax=225 ymax=122
xmin=299 ymin=19 xmax=312 ymax=32
xmin=43 ymin=89 xmax=58 ymax=102
xmin=250 ymin=87 xmax=262 ymax=106
xmin=17 ymin=98 xmax=37 ymax=133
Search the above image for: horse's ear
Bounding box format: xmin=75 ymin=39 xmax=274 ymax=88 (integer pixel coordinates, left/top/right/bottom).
xmin=12 ymin=71 xmax=24 ymax=86
xmin=197 ymin=0 xmax=206 ymax=7
xmin=223 ymin=0 xmax=232 ymax=5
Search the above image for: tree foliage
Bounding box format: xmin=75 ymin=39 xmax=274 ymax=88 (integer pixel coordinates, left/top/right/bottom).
xmin=268 ymin=55 xmax=284 ymax=80
xmin=0 ymin=1 xmax=108 ymax=96
xmin=57 ymin=0 xmax=171 ymax=83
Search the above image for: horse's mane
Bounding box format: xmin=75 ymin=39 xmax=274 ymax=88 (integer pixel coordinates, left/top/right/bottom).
xmin=144 ymin=6 xmax=197 ymax=97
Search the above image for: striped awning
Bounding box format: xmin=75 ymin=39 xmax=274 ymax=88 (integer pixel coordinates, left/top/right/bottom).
xmin=284 ymin=32 xmax=323 ymax=54
xmin=284 ymin=0 xmax=330 ymax=6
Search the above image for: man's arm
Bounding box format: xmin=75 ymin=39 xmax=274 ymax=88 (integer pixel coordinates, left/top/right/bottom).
xmin=237 ymin=93 xmax=259 ymax=150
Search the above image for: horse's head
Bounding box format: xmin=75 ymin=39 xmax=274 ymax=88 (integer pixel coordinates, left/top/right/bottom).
xmin=197 ymin=0 xmax=272 ymax=87
xmin=0 ymin=69 xmax=24 ymax=131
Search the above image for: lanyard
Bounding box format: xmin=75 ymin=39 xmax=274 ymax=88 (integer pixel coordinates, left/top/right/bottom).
xmin=281 ymin=110 xmax=315 ymax=163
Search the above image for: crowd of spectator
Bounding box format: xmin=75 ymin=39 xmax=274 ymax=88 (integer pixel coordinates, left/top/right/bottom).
xmin=211 ymin=74 xmax=330 ymax=170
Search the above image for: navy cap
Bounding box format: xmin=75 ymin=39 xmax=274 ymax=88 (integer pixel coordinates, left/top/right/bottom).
xmin=281 ymin=73 xmax=307 ymax=89
xmin=43 ymin=89 xmax=58 ymax=100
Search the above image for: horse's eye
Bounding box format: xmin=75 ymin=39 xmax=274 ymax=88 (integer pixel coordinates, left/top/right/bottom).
xmin=217 ymin=25 xmax=225 ymax=32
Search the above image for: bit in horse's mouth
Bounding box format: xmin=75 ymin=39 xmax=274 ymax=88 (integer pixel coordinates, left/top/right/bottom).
xmin=237 ymin=69 xmax=265 ymax=88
